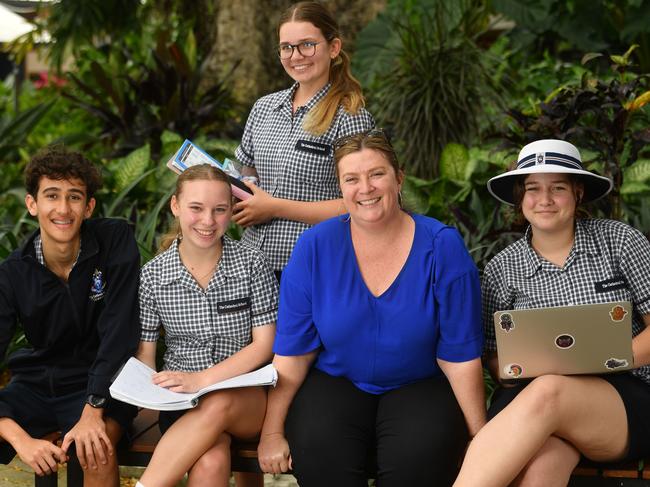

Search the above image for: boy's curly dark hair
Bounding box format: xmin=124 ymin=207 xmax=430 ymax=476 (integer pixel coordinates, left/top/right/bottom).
xmin=25 ymin=146 xmax=103 ymax=199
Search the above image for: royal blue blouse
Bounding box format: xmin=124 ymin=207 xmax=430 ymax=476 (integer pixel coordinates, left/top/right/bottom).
xmin=274 ymin=213 xmax=483 ymax=394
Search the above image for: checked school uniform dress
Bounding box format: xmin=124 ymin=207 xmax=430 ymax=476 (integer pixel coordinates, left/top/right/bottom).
xmin=139 ymin=235 xmax=279 ymax=433
xmin=139 ymin=236 xmax=278 ymax=372
xmin=483 ymin=218 xmax=650 ymax=460
xmin=235 ymin=82 xmax=375 ymax=272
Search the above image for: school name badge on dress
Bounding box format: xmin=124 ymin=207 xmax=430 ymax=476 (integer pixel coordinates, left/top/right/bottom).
xmin=89 ymin=269 xmax=106 ymax=301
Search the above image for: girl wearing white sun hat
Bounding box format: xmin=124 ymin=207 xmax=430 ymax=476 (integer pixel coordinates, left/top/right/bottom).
xmin=454 ymin=139 xmax=650 ymax=487
xmin=487 ymin=138 xmax=613 ymax=205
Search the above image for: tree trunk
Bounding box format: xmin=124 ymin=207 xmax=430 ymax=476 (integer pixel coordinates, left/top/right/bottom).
xmin=201 ymin=0 xmax=386 ymax=110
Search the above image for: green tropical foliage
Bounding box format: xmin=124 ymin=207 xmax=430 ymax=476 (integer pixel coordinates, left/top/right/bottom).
xmin=2 ymin=0 xmax=650 ymax=370
xmin=0 ymin=101 xmax=56 ymax=162
xmin=61 ymin=30 xmax=239 ymax=160
xmin=355 ymin=0 xmax=500 ymax=179
xmin=497 ymin=48 xmax=650 ymax=223
xmin=491 ymin=0 xmax=650 ymax=72
xmin=403 ymin=142 xmax=520 ymax=270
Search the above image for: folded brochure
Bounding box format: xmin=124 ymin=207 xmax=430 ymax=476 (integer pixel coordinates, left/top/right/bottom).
xmin=167 ymin=139 xmax=253 ymax=200
xmin=110 ymin=357 xmax=277 ymax=411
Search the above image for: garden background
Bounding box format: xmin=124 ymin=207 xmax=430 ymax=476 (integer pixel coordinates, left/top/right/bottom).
xmin=0 ymin=0 xmax=650 ymax=484
xmin=1 ymin=0 xmax=650 ymax=397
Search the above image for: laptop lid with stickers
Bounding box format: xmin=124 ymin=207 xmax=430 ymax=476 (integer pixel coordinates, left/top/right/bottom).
xmin=494 ymin=301 xmax=633 ymax=380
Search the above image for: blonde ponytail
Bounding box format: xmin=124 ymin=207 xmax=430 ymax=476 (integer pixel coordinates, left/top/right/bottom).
xmin=303 ymin=50 xmax=365 ymax=135
xmin=158 ymin=218 xmax=180 ymax=253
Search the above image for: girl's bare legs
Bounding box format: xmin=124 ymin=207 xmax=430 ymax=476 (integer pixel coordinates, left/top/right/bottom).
xmin=186 ymin=432 xmax=231 ymax=487
xmin=454 ymin=375 xmax=629 ymax=487
xmin=140 ymin=386 xmax=266 ymax=487
xmin=512 ymin=436 xmax=580 ymax=487
xmin=187 ymin=435 xmax=264 ymax=487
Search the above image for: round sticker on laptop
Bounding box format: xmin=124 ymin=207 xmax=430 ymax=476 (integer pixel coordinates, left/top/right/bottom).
xmin=503 ymin=363 xmax=523 ymax=378
xmin=555 ymin=334 xmax=575 ymax=349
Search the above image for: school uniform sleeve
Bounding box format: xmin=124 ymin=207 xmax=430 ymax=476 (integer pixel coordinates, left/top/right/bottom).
xmin=249 ymin=252 xmax=279 ymax=327
xmin=619 ymin=225 xmax=650 ymax=315
xmin=139 ymin=264 xmax=161 ymax=342
xmin=482 ymin=258 xmax=509 ymax=353
xmin=273 ymin=233 xmax=321 ymax=356
xmin=235 ymin=99 xmax=261 ymax=168
xmin=336 ymin=107 xmax=375 ymax=138
xmin=433 ymin=227 xmax=483 ymax=362
xmin=86 ymin=222 xmax=141 ymax=398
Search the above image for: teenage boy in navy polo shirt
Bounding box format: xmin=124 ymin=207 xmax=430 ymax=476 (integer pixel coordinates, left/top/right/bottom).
xmin=0 ymin=146 xmax=140 ymax=486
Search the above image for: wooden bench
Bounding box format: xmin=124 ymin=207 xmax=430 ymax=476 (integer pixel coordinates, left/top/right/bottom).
xmin=34 ymin=411 xmax=650 ymax=486
xmin=34 ymin=408 xmax=262 ymax=487
xmin=569 ymin=461 xmax=650 ymax=486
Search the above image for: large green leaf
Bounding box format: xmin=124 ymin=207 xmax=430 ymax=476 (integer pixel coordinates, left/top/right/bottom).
xmin=439 ymin=143 xmax=469 ymax=181
xmin=623 ymin=159 xmax=650 ymax=183
xmin=114 ymin=145 xmax=152 ymax=193
xmin=621 ymin=181 xmax=650 ymax=195
xmin=103 ymin=166 xmax=156 ymax=217
xmin=0 ymin=100 xmax=56 ymax=161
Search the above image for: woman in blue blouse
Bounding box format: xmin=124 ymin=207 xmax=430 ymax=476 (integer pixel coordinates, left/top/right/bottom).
xmin=257 ymin=130 xmax=486 ymax=486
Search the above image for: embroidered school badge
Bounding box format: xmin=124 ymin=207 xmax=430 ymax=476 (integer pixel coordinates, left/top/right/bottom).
xmin=89 ymin=269 xmax=106 ymax=302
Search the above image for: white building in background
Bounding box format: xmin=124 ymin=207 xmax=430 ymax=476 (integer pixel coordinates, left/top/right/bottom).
xmin=0 ymin=0 xmax=58 ymax=82
xmin=0 ymin=3 xmax=34 ymax=43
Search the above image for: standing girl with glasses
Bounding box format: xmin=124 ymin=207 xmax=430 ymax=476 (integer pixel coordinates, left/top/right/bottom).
xmin=232 ymin=0 xmax=375 ymax=280
xmin=133 ymin=165 xmax=278 ymax=487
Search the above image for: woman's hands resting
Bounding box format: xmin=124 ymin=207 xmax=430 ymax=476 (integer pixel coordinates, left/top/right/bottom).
xmin=258 ymin=432 xmax=292 ymax=474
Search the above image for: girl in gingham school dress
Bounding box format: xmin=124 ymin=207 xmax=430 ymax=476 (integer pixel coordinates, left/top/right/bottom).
xmin=454 ymin=140 xmax=650 ymax=487
xmin=232 ymin=1 xmax=375 ymax=277
xmin=134 ymin=165 xmax=278 ymax=487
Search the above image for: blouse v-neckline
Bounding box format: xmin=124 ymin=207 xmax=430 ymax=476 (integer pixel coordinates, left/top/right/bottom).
xmin=346 ymin=216 xmax=417 ymax=299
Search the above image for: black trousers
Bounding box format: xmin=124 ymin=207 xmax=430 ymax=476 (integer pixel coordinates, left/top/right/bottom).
xmin=285 ymin=369 xmax=468 ymax=487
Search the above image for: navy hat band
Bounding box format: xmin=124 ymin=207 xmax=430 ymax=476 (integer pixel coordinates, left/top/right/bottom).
xmin=518 ymin=151 xmax=583 ymax=171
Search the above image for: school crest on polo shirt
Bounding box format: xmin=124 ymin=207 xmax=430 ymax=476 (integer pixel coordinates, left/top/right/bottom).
xmin=89 ymin=269 xmax=106 ymax=301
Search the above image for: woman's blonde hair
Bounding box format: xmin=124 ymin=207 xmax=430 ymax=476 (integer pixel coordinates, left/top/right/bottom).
xmin=159 ymin=164 xmax=232 ymax=252
xmin=278 ymin=1 xmax=365 ymax=135
xmin=333 ymin=129 xmax=401 ymax=178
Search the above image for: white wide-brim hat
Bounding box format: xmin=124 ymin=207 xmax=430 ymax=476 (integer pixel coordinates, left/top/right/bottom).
xmin=487 ymin=139 xmax=613 ymax=205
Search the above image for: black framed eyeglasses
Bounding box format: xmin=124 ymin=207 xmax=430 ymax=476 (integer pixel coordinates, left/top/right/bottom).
xmin=333 ymin=128 xmax=392 ymax=151
xmin=277 ymin=41 xmax=323 ymax=59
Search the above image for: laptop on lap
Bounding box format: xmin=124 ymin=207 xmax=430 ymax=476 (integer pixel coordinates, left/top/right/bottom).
xmin=494 ymin=301 xmax=634 ymax=380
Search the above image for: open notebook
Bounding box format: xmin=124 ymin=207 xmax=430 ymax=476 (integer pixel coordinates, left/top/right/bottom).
xmin=110 ymin=358 xmax=277 ymax=410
